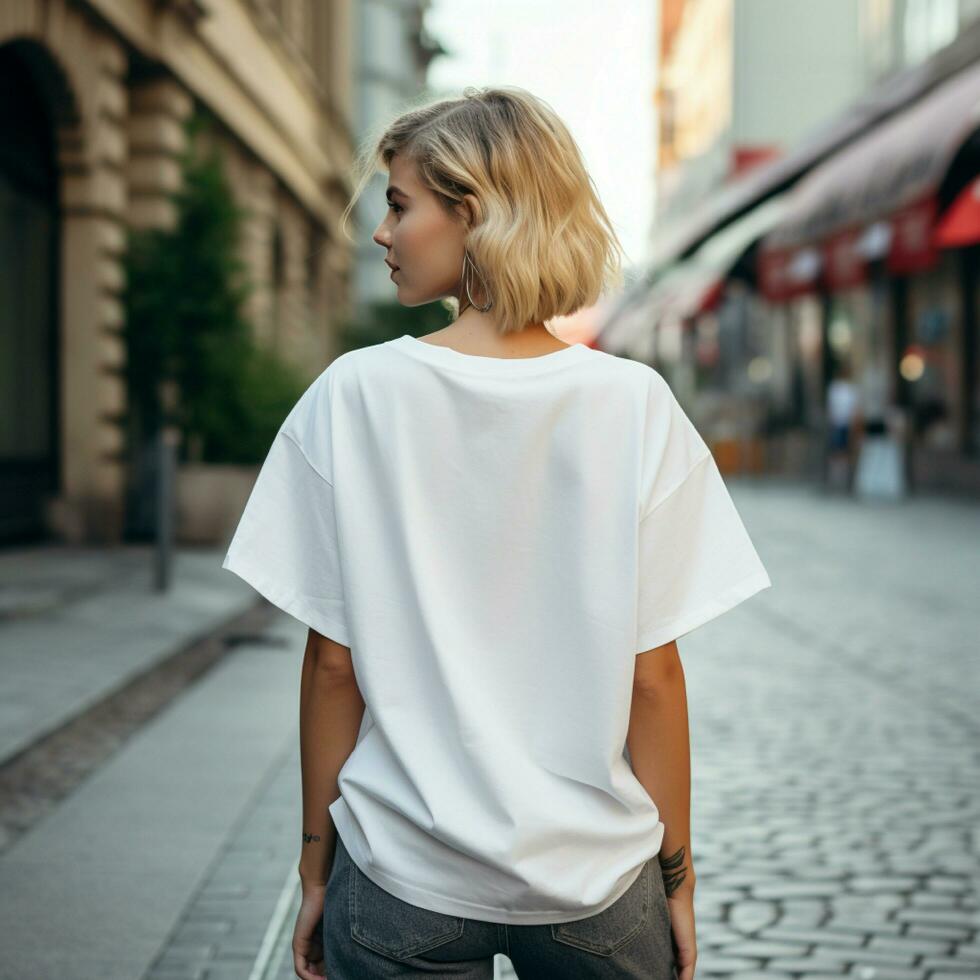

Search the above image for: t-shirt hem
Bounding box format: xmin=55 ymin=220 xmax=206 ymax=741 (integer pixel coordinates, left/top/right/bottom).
xmin=332 ymin=802 xmax=647 ymax=926
xmin=221 ymin=551 xmax=351 ymax=647
xmin=636 ymin=567 xmax=772 ymax=653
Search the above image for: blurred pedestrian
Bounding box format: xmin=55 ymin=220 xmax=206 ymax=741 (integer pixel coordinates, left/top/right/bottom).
xmin=854 ymin=361 xmax=907 ymax=500
xmin=825 ymin=360 xmax=861 ymax=492
xmin=223 ymin=85 xmax=771 ymax=980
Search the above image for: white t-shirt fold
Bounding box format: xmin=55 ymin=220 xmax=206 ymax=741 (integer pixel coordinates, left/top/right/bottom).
xmin=636 ymin=450 xmax=772 ymax=653
xmin=634 ymin=370 xmax=771 ymax=652
xmin=222 ymin=383 xmax=349 ymax=647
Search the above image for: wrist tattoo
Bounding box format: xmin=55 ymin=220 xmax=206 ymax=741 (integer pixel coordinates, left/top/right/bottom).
xmin=658 ymin=845 xmax=688 ymax=897
xmin=302 ymin=831 xmax=321 ymax=844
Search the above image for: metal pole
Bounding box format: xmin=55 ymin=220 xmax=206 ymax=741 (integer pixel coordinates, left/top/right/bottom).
xmin=154 ymin=379 xmax=180 ymax=592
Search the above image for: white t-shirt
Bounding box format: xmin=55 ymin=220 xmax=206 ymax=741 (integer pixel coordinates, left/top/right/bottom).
xmin=222 ymin=333 xmax=771 ymax=925
xmin=827 ymin=378 xmax=860 ymax=426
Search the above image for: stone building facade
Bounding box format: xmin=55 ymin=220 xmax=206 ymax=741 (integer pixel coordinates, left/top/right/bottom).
xmin=0 ymin=0 xmax=354 ymax=544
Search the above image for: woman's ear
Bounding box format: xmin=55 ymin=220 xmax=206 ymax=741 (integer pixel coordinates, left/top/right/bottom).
xmin=460 ymin=193 xmax=482 ymax=230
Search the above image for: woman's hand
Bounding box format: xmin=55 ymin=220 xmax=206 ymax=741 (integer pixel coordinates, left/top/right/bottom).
xmin=666 ymin=890 xmax=697 ymax=980
xmin=293 ymin=880 xmax=328 ymax=979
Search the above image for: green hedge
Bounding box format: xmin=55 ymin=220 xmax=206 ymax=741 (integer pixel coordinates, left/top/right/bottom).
xmin=122 ymin=109 xmax=307 ymax=467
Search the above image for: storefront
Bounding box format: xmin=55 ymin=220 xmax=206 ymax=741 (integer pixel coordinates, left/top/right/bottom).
xmin=756 ymin=58 xmax=980 ymax=495
xmin=935 ymin=176 xmax=980 ymax=462
xmin=602 ymin=195 xmax=791 ymax=471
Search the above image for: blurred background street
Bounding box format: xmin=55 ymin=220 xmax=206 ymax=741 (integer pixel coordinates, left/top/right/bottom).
xmin=2 ymin=0 xmax=980 ymax=978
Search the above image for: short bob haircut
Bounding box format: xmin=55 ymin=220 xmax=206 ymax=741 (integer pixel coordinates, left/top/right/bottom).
xmin=340 ymin=85 xmax=626 ymax=336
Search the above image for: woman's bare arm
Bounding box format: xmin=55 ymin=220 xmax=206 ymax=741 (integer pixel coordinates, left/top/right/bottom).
xmin=297 ymin=628 xmax=365 ymax=886
xmin=627 ymin=640 xmax=696 ymax=898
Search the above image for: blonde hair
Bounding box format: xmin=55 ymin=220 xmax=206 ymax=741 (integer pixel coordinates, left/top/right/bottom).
xmin=340 ymin=85 xmax=626 ymax=336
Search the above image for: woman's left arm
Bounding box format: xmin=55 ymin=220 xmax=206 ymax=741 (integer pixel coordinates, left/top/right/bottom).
xmin=297 ymin=628 xmax=365 ymax=886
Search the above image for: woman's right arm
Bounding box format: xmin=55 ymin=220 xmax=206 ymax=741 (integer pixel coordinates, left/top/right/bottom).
xmin=627 ymin=639 xmax=698 ymax=980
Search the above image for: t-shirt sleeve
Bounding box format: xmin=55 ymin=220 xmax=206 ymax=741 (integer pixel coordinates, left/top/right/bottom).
xmin=636 ymin=376 xmax=771 ymax=654
xmin=221 ymin=378 xmax=350 ymax=647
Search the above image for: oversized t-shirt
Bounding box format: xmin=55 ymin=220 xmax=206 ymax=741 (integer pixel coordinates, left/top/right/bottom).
xmin=221 ymin=332 xmax=772 ymax=925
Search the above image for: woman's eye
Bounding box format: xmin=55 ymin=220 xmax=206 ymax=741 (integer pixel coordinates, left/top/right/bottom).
xmin=387 ymin=202 xmax=402 ymax=214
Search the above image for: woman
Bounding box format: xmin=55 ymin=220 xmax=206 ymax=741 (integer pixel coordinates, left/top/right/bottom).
xmin=222 ymin=86 xmax=771 ymax=980
xmin=825 ymin=361 xmax=861 ymax=493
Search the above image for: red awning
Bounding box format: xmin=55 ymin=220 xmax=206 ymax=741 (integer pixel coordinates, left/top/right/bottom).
xmin=661 ymin=266 xmax=726 ymax=322
xmin=758 ymin=58 xmax=980 ymax=298
xmin=890 ymin=198 xmax=939 ymax=272
xmin=935 ymin=175 xmax=980 ymax=247
xmin=605 ymin=195 xmax=792 ymax=352
xmin=758 ymin=246 xmax=822 ymax=302
xmin=822 ymin=228 xmax=868 ymax=290
xmin=765 ymin=60 xmax=980 ymax=246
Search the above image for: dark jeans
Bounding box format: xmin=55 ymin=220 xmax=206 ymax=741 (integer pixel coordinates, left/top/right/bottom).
xmin=323 ymin=833 xmax=678 ymax=978
xmin=828 ymin=422 xmax=851 ymax=452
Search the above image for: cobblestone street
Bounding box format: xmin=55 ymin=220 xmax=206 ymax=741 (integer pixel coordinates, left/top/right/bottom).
xmin=2 ymin=479 xmax=978 ymax=979
xmin=139 ymin=479 xmax=980 ymax=980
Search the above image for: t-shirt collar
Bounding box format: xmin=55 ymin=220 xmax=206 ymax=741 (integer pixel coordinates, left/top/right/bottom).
xmin=389 ymin=334 xmax=594 ymax=375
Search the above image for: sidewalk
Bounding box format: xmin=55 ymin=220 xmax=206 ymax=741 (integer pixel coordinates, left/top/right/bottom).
xmin=0 ymin=542 xmax=299 ymax=980
xmin=0 ymin=544 xmax=259 ymax=767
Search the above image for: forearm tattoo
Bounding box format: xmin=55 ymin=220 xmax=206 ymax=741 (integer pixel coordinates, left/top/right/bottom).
xmin=658 ymin=845 xmax=688 ymax=897
xmin=302 ymin=831 xmax=321 ymax=844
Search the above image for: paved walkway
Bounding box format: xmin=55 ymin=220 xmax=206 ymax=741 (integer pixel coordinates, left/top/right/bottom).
xmin=1 ymin=478 xmax=978 ymax=979
xmin=0 ymin=544 xmax=259 ymax=768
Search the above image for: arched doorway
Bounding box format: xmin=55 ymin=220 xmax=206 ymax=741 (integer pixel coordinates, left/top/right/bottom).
xmin=0 ymin=42 xmax=61 ymax=542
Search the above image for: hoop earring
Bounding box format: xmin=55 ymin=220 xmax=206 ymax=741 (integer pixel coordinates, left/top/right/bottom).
xmin=462 ymin=249 xmax=493 ymax=313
